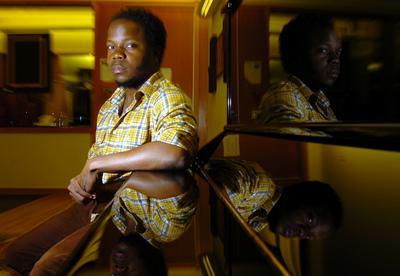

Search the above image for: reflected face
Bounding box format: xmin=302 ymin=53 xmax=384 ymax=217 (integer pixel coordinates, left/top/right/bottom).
xmin=110 ymin=241 xmax=144 ymax=276
xmin=276 ymin=207 xmax=334 ymax=240
xmin=308 ymin=28 xmax=342 ymax=86
xmin=107 ymin=19 xmax=155 ymax=87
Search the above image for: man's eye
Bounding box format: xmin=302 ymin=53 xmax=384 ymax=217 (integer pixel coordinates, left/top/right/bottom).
xmin=107 ymin=44 xmax=114 ymax=51
xmin=126 ymin=43 xmax=137 ymax=49
xmin=306 ymin=213 xmax=315 ymax=225
xmin=318 ymin=47 xmax=328 ymax=54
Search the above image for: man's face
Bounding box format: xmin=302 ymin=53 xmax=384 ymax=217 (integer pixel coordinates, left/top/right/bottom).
xmin=107 ymin=19 xmax=155 ymax=87
xmin=110 ymin=241 xmax=145 ymax=276
xmin=276 ymin=207 xmax=335 ymax=240
xmin=308 ymin=28 xmax=342 ymax=87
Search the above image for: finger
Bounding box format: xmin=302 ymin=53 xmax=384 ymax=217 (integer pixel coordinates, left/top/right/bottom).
xmin=69 ymin=191 xmax=85 ymax=203
xmin=69 ymin=192 xmax=95 ymax=206
xmin=71 ymin=179 xmax=92 ymax=199
xmin=69 ymin=185 xmax=92 ymax=205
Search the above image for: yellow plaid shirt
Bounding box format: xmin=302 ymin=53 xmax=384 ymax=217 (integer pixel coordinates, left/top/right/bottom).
xmin=256 ymin=75 xmax=337 ymax=123
xmin=88 ymin=72 xmax=198 ymax=184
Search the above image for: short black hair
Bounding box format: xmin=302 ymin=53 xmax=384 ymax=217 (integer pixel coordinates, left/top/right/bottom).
xmin=282 ymin=180 xmax=343 ymax=230
xmin=111 ymin=8 xmax=167 ymax=68
xmin=279 ymin=13 xmax=334 ymax=75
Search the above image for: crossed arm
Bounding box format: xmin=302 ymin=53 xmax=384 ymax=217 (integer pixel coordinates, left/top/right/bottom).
xmin=68 ymin=141 xmax=190 ymax=203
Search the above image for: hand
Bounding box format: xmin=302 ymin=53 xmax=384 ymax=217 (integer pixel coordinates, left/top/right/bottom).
xmin=68 ymin=160 xmax=98 ymax=204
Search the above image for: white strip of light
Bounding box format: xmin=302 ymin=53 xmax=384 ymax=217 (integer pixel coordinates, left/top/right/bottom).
xmin=201 ymin=0 xmax=214 ymax=17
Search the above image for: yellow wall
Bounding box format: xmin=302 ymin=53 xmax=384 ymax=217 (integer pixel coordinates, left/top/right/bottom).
xmin=307 ymin=143 xmax=400 ymax=186
xmin=307 ymin=142 xmax=400 ymax=223
xmin=306 ymin=143 xmax=400 ymax=275
xmin=0 ymin=133 xmax=91 ymax=189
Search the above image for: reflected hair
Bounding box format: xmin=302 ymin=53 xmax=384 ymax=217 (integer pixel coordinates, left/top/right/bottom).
xmin=283 ymin=180 xmax=343 ymax=230
xmin=279 ymin=13 xmax=334 ymax=75
xmin=111 ymin=8 xmax=167 ymax=68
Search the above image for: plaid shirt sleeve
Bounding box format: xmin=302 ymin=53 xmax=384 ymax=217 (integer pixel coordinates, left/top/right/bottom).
xmin=151 ymin=88 xmax=198 ymax=155
xmin=257 ymin=90 xmax=306 ymax=123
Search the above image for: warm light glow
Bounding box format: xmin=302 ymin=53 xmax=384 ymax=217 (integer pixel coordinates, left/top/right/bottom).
xmin=0 ymin=31 xmax=6 ymax=53
xmin=50 ymin=30 xmax=94 ymax=54
xmin=367 ymin=62 xmax=383 ymax=72
xmin=0 ymin=7 xmax=94 ymax=30
xmin=201 ymin=0 xmax=214 ymax=17
xmin=0 ymin=7 xmax=94 ymax=54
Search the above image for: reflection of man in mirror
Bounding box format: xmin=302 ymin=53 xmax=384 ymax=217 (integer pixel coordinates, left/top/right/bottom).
xmin=265 ymin=181 xmax=342 ymax=240
xmin=257 ymin=13 xmax=342 ymax=123
xmin=108 ymin=234 xmax=167 ymax=276
xmin=206 ymin=159 xmax=342 ymax=240
xmin=72 ymin=171 xmax=197 ymax=275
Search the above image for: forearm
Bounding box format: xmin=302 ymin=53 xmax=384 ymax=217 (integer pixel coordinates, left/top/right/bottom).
xmin=121 ymin=171 xmax=186 ymax=198
xmin=88 ymin=141 xmax=190 ymax=174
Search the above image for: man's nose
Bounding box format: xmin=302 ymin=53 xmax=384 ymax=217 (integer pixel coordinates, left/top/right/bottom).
xmin=329 ymin=50 xmax=341 ymax=63
xmin=113 ymin=46 xmax=126 ymax=59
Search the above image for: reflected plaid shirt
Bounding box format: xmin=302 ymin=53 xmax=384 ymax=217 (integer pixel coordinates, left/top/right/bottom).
xmin=88 ymin=72 xmax=198 ymax=184
xmin=111 ymin=182 xmax=198 ymax=247
xmin=207 ymin=159 xmax=280 ymax=232
xmin=256 ymin=75 xmax=337 ymax=123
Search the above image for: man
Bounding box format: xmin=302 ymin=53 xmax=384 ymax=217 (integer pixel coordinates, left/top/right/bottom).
xmin=256 ymin=13 xmax=341 ymax=123
xmin=3 ymin=8 xmax=198 ymax=274
xmin=68 ymin=7 xmax=198 ymax=203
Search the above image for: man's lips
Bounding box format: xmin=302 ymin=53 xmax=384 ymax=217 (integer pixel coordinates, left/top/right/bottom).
xmin=112 ymin=251 xmax=128 ymax=263
xmin=111 ymin=64 xmax=126 ymax=74
xmin=327 ymin=68 xmax=339 ymax=79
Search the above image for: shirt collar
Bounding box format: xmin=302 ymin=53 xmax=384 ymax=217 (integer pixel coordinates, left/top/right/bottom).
xmin=288 ymin=74 xmax=334 ymax=119
xmin=137 ymin=71 xmax=163 ymax=97
xmin=288 ymin=74 xmax=324 ymax=100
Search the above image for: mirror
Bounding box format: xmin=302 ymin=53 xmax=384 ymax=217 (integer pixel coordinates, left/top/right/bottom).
xmin=0 ymin=7 xmax=94 ymax=127
xmin=227 ymin=0 xmax=400 ymax=125
xmin=200 ymin=132 xmax=400 ymax=275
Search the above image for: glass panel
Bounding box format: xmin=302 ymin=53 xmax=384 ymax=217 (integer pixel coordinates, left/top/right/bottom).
xmin=0 ymin=7 xmax=94 ymax=127
xmin=201 ymin=131 xmax=400 ymax=275
xmin=232 ymin=1 xmax=400 ymax=124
